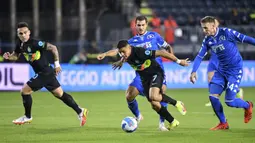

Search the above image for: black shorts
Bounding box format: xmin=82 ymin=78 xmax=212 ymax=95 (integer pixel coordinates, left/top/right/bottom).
xmin=27 ymin=72 xmax=61 ymax=92
xmin=142 ymin=72 xmax=164 ymax=101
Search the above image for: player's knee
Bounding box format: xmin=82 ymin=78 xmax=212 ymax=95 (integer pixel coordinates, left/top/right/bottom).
xmin=51 ymin=87 xmax=63 ymax=98
xmin=126 ymin=87 xmax=138 ymax=102
xmin=21 ymin=84 xmax=33 ymax=95
xmin=150 ymin=101 xmax=161 ymax=111
xmin=225 ymin=100 xmax=235 ymax=107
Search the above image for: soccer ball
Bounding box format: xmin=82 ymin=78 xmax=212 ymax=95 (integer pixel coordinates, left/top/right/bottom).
xmin=121 ymin=116 xmax=138 ymax=133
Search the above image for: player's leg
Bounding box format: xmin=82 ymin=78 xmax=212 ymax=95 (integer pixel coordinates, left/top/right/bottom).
xmin=127 ymin=77 xmax=143 ymax=122
xmin=149 ymin=87 xmax=179 ymax=130
xmin=161 ymin=84 xmax=186 ymax=114
xmin=158 ymin=84 xmax=168 ymax=131
xmin=209 ymin=72 xmax=229 ymax=130
xmin=147 ymin=73 xmax=180 ymax=130
xmin=205 ymin=70 xmax=215 ymax=107
xmin=12 ymin=74 xmax=43 ymax=125
xmin=45 ymin=76 xmax=88 ymax=126
xmin=224 ymin=70 xmax=253 ymax=123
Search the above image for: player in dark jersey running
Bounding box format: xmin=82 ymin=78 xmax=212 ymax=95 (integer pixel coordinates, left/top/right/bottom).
xmin=3 ymin=22 xmax=88 ymax=126
xmin=116 ymin=40 xmax=189 ymax=130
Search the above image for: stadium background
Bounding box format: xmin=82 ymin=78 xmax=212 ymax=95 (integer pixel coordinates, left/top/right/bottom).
xmin=0 ymin=0 xmax=255 ymax=143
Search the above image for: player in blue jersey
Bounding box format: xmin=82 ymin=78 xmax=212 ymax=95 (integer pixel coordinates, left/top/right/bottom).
xmin=190 ymin=16 xmax=253 ymax=130
xmin=205 ymin=19 xmax=244 ymax=107
xmin=97 ymin=16 xmax=186 ymax=131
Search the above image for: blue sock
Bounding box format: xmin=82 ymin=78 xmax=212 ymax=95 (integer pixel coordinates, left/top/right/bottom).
xmin=127 ymin=99 xmax=140 ymax=117
xmin=225 ymin=98 xmax=249 ymax=109
xmin=159 ymin=102 xmax=168 ymax=123
xmin=209 ymin=95 xmax=226 ymax=123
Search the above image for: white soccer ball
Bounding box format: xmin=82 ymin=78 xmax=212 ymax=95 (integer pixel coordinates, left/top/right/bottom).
xmin=121 ymin=116 xmax=138 ymax=133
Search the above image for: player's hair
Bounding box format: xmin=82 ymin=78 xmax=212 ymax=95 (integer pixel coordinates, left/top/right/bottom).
xmin=200 ymin=16 xmax=216 ymax=24
xmin=17 ymin=22 xmax=29 ymax=28
xmin=117 ymin=40 xmax=129 ymax=49
xmin=135 ymin=15 xmax=148 ymax=23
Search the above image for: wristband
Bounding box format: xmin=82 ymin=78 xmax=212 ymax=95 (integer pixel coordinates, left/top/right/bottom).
xmin=54 ymin=61 xmax=60 ymax=68
xmin=176 ymin=59 xmax=181 ymax=64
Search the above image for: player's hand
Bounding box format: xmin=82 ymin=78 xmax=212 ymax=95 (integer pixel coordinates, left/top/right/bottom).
xmin=97 ymin=53 xmax=106 ymax=60
xmin=179 ymin=58 xmax=190 ymax=66
xmin=190 ymin=72 xmax=197 ymax=84
xmin=112 ymin=60 xmax=123 ymax=70
xmin=3 ymin=52 xmax=11 ymax=59
xmin=54 ymin=66 xmax=62 ymax=76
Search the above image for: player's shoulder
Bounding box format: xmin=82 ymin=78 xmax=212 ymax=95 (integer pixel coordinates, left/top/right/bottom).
xmin=30 ymin=38 xmax=47 ymax=47
xmin=203 ymin=36 xmax=211 ymax=43
xmin=220 ymin=27 xmax=235 ymax=33
xmin=146 ymin=31 xmax=159 ymax=37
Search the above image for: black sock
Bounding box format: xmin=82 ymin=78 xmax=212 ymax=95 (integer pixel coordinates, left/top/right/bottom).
xmin=157 ymin=106 xmax=174 ymax=123
xmin=22 ymin=94 xmax=32 ymax=118
xmin=58 ymin=92 xmax=82 ymax=115
xmin=162 ymin=94 xmax=177 ymax=106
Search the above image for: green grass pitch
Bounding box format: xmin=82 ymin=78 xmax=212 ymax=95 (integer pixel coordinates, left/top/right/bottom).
xmin=1 ymin=88 xmax=255 ymax=143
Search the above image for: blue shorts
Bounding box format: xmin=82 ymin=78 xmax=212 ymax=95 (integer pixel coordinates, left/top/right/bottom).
xmin=129 ymin=75 xmax=167 ymax=96
xmin=209 ymin=68 xmax=243 ymax=99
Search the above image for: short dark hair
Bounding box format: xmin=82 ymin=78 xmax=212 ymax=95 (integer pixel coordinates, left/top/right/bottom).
xmin=117 ymin=40 xmax=129 ymax=49
xmin=17 ymin=22 xmax=29 ymax=28
xmin=200 ymin=16 xmax=216 ymax=24
xmin=135 ymin=15 xmax=148 ymax=23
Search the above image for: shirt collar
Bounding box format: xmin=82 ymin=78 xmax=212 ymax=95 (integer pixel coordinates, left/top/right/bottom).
xmin=214 ymin=28 xmax=219 ymax=37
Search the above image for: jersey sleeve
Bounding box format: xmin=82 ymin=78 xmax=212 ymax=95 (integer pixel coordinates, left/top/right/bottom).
xmin=136 ymin=47 xmax=156 ymax=60
xmin=225 ymin=28 xmax=255 ymax=46
xmin=155 ymin=32 xmax=168 ymax=48
xmin=225 ymin=28 xmax=246 ymax=43
xmin=191 ymin=38 xmax=208 ymax=73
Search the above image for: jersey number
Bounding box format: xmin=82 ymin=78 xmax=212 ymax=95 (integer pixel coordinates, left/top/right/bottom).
xmin=152 ymin=75 xmax=157 ymax=82
xmin=227 ymin=82 xmax=234 ymax=91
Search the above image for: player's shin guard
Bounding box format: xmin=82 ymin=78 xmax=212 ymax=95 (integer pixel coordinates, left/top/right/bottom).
xmin=209 ymin=95 xmax=226 ymax=123
xmin=157 ymin=106 xmax=174 ymax=123
xmin=127 ymin=99 xmax=140 ymax=118
xmin=161 ymin=94 xmax=177 ymax=106
xmin=22 ymin=94 xmax=32 ymax=118
xmin=58 ymin=92 xmax=82 ymax=114
xmin=159 ymin=102 xmax=167 ymax=123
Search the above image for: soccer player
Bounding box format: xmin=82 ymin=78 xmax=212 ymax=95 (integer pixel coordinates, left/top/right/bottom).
xmin=3 ymin=22 xmax=88 ymax=126
xmin=190 ymin=16 xmax=253 ymax=130
xmin=97 ymin=16 xmax=186 ymax=131
xmin=116 ymin=40 xmax=189 ymax=130
xmin=205 ymin=18 xmax=243 ymax=107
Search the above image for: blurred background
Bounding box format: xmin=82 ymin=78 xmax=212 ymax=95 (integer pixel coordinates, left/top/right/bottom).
xmin=0 ymin=0 xmax=255 ymax=64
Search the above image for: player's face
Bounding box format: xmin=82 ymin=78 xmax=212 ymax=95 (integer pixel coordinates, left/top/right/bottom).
xmin=17 ymin=27 xmax=30 ymax=42
xmin=201 ymin=22 xmax=216 ymax=36
xmin=118 ymin=45 xmax=131 ymax=60
xmin=135 ymin=20 xmax=147 ymax=35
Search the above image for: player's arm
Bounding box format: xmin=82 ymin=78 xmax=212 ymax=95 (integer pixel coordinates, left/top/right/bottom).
xmin=190 ymin=39 xmax=208 ymax=84
xmin=164 ymin=44 xmax=174 ymax=54
xmin=3 ymin=42 xmax=21 ymax=61
xmin=155 ymin=50 xmax=188 ymax=66
xmin=45 ymin=43 xmax=61 ymax=75
xmin=97 ymin=49 xmax=119 ymax=60
xmin=227 ymin=28 xmax=255 ymax=46
xmin=155 ymin=32 xmax=174 ymax=54
xmin=3 ymin=51 xmax=20 ymax=61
